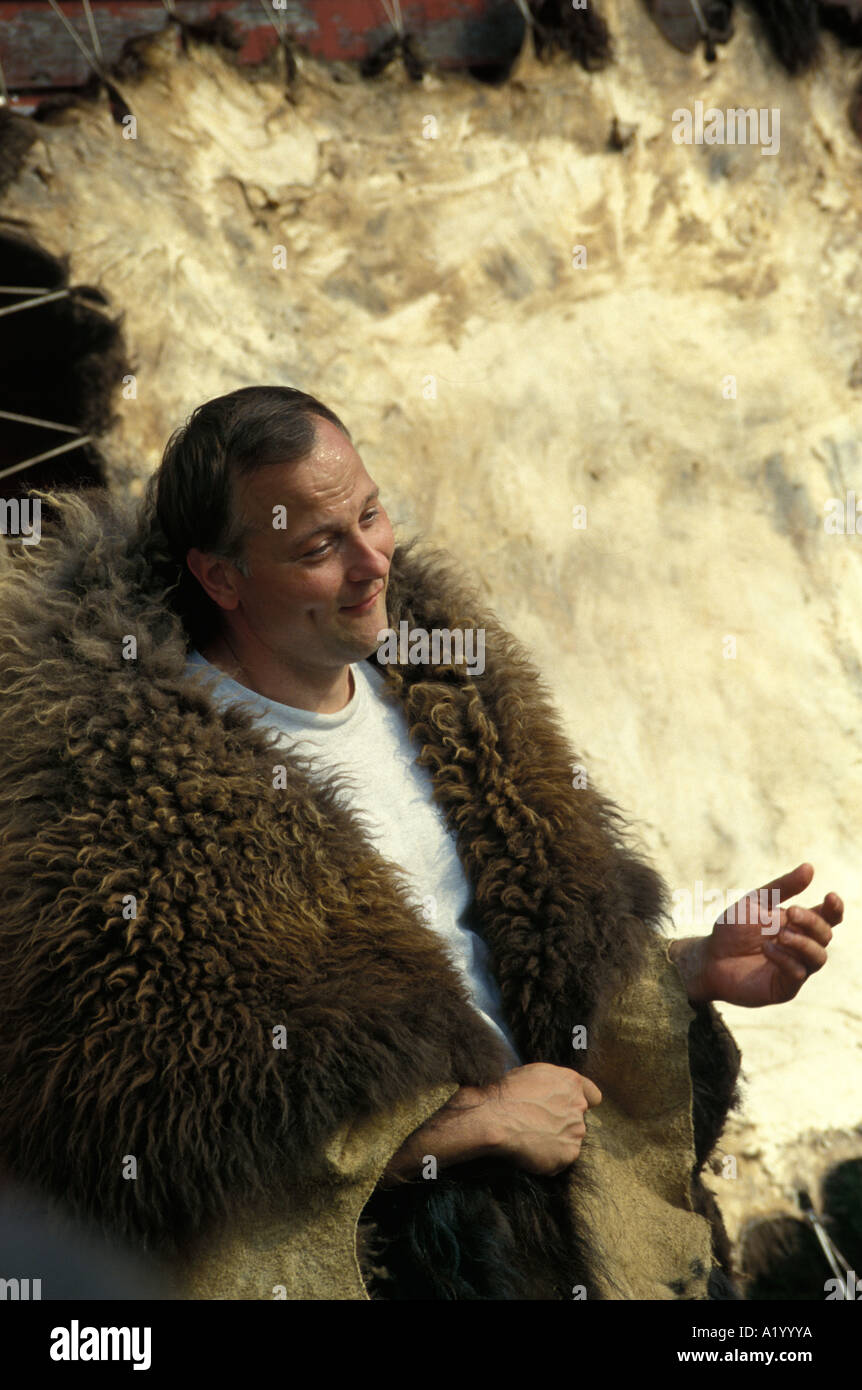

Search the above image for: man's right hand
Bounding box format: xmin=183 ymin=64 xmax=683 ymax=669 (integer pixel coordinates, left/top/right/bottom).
xmin=485 ymin=1063 xmax=602 ymax=1176
xmin=380 ymin=1063 xmax=601 ymax=1186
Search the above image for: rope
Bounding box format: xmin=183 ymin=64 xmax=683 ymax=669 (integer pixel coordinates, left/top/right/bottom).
xmin=688 ymin=0 xmax=710 ymax=38
xmin=0 ymin=435 xmax=94 ymax=482
xmin=256 ymin=0 xmax=288 ymax=55
xmin=509 ymin=0 xmax=536 ymax=30
xmin=797 ymin=1190 xmax=853 ymax=1297
xmin=380 ymin=0 xmax=405 ymax=37
xmin=45 ymin=0 xmax=110 ymax=85
xmin=0 ymin=289 xmax=71 ymax=319
xmin=0 ymin=409 xmax=85 ymax=435
xmin=81 ymin=0 xmax=103 ymax=60
xmin=0 ymin=286 xmax=61 ymax=295
xmin=805 ymin=1210 xmax=852 ymax=1291
xmin=45 ymin=0 xmax=135 ymax=109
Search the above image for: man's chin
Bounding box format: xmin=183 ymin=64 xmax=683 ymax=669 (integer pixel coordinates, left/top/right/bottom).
xmin=337 ymin=609 xmax=389 ymax=658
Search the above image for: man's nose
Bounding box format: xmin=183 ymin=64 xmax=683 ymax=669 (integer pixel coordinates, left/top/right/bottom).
xmin=345 ymin=529 xmax=390 ymax=575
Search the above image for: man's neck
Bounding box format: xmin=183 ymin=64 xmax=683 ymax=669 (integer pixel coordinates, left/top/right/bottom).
xmin=201 ymin=634 xmax=355 ymax=714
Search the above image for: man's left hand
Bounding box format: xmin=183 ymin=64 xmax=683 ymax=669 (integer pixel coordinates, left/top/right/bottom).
xmin=697 ymin=862 xmax=843 ymax=1007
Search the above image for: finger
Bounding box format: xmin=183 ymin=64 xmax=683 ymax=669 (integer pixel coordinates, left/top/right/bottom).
xmin=775 ymin=929 xmax=828 ymax=974
xmin=807 ymin=893 xmax=844 ymax=927
xmin=567 ymin=1111 xmax=587 ymax=1141
xmin=582 ymin=1078 xmax=603 ymax=1107
xmin=763 ymin=938 xmax=812 ymax=983
xmin=786 ymin=906 xmax=833 ymax=946
xmin=753 ymin=862 xmax=814 ymax=907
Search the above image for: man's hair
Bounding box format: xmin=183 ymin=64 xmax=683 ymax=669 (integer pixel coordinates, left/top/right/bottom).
xmin=142 ymin=384 xmax=351 ymax=649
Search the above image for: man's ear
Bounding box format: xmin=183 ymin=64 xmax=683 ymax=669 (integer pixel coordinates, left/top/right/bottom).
xmin=186 ymin=547 xmax=241 ymax=612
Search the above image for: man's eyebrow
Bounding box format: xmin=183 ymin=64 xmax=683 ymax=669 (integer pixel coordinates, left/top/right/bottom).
xmin=290 ymin=488 xmax=380 ymax=548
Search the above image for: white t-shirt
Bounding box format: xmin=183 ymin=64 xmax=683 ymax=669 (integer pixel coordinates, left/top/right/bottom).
xmin=185 ymin=650 xmax=523 ymax=1070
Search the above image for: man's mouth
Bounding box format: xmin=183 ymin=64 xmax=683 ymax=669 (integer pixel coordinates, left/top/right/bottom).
xmin=340 ymin=585 xmax=384 ymax=614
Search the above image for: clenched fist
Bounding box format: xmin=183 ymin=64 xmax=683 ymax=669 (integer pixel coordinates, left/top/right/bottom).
xmin=380 ymin=1063 xmax=602 ymax=1187
xmin=484 ymin=1063 xmax=602 ymax=1176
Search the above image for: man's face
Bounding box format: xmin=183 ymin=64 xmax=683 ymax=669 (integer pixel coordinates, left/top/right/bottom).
xmin=216 ymin=418 xmax=395 ymax=672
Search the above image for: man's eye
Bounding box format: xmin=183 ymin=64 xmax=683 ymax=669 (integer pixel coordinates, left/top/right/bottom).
xmin=302 ymin=509 xmax=380 ymax=561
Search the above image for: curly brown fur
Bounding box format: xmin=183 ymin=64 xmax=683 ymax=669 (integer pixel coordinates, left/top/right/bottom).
xmin=685 ymin=1000 xmax=744 ymax=1288
xmin=688 ymin=1002 xmax=744 ymax=1174
xmin=359 ymin=1159 xmax=601 ymax=1299
xmin=0 ymin=488 xmax=740 ymax=1293
xmin=0 ymin=491 xmax=511 ymax=1256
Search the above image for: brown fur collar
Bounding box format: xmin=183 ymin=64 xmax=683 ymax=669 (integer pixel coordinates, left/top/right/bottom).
xmin=0 ymin=488 xmax=725 ymax=1283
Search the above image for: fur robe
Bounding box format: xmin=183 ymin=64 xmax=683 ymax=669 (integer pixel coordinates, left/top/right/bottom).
xmin=0 ymin=489 xmax=742 ymax=1300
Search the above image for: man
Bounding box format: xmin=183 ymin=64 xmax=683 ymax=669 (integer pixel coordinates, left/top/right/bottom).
xmin=0 ymin=385 xmax=842 ymax=1300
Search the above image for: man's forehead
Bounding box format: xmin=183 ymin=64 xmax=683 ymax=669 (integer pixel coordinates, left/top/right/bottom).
xmin=239 ymin=453 xmax=376 ymax=534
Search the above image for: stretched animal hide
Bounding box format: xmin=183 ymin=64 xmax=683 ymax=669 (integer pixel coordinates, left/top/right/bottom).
xmin=0 ymin=487 xmax=742 ymax=1298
